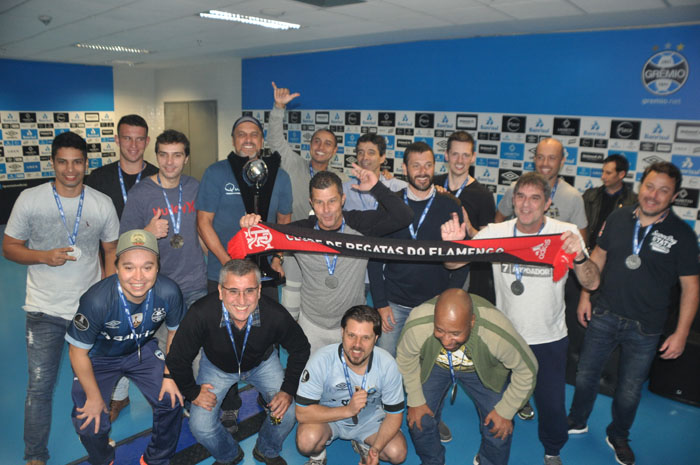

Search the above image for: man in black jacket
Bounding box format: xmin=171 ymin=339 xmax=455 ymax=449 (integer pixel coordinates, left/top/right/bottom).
xmin=582 ymin=154 xmax=637 ymax=248
xmin=166 ymin=260 xmax=310 ymax=465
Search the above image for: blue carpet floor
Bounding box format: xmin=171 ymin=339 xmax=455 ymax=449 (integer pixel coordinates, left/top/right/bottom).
xmin=1 ymin=227 xmax=698 ymax=464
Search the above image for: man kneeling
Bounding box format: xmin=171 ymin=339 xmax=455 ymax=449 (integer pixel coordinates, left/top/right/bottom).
xmin=296 ymin=306 xmax=407 ymax=465
xmin=397 ymin=289 xmax=538 ymax=465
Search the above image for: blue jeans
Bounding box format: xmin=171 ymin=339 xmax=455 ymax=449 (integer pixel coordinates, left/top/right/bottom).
xmin=569 ymin=307 xmax=660 ymax=441
xmin=188 ymin=351 xmax=296 ymax=462
xmin=377 ymin=301 xmax=413 ymax=357
xmin=24 ymin=311 xmax=70 ymax=463
xmin=409 ymin=366 xmax=511 ymax=465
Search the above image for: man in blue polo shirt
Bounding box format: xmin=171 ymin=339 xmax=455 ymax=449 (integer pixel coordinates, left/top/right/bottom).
xmin=65 ymin=229 xmax=185 ymax=465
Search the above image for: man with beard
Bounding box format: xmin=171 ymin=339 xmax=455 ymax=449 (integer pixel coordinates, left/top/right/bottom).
xmin=196 ymin=114 xmax=292 ymax=431
xmin=397 ymin=289 xmax=537 ymax=465
xmin=368 ymin=141 xmax=468 ymax=358
xmin=296 ymin=306 xmax=407 ymax=465
xmin=568 ymin=162 xmax=699 ymax=465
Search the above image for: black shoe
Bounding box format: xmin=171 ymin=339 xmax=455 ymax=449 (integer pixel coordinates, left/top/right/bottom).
xmin=220 ymin=408 xmax=239 ymax=434
xmin=517 ymin=401 xmax=535 ymax=420
xmin=566 ymin=416 xmax=588 ymax=434
xmin=253 ymin=446 xmax=287 ymax=465
xmin=213 ymin=445 xmax=244 ymax=465
xmin=438 ymin=420 xmax=452 ymax=442
xmin=606 ymin=436 xmax=635 ymax=465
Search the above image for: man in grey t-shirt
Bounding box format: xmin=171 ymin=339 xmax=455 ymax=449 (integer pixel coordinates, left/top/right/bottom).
xmin=3 ymin=131 xmax=119 ymax=465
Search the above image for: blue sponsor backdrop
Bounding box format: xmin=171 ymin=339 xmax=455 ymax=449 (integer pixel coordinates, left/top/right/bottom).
xmin=243 ymin=25 xmax=698 ymax=120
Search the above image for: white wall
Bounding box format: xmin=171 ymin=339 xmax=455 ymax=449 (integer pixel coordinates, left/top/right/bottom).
xmin=112 ymin=58 xmax=243 ymax=163
xmin=112 ymin=66 xmax=158 ymax=165
xmin=154 ymin=59 xmax=242 ymax=161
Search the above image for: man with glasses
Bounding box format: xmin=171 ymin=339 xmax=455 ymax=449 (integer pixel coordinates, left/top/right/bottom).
xmin=166 ymin=260 xmax=310 ymax=465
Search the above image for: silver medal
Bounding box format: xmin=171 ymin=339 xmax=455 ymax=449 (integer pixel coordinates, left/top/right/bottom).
xmin=67 ymin=245 xmax=82 ymax=261
xmin=325 ymin=275 xmax=339 ymax=289
xmin=625 ymin=254 xmax=642 ymax=270
xmin=170 ymin=234 xmax=184 ymax=249
xmin=511 ymin=280 xmax=524 ymax=296
xmin=450 ymin=383 xmax=458 ymax=405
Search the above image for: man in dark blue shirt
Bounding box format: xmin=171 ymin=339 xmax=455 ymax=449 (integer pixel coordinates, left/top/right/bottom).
xmin=65 ymin=229 xmax=185 ymax=465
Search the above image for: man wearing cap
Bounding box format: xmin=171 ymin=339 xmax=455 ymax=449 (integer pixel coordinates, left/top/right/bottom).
xmin=85 ymin=113 xmax=159 ymax=422
xmin=65 ymin=229 xmax=185 ymax=465
xmin=166 ymin=259 xmax=310 ymax=465
xmin=196 ymin=114 xmax=293 ymax=430
xmin=196 ymin=114 xmax=292 ymax=296
xmin=3 ymin=131 xmax=120 ymax=465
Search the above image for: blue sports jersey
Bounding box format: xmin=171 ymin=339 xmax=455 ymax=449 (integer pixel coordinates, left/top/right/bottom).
xmin=66 ymin=274 xmax=184 ymax=357
xmin=296 ymin=344 xmax=404 ymax=427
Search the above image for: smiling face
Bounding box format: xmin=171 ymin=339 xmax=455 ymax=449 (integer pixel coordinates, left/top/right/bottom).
xmin=156 ymin=142 xmax=188 ymax=185
xmin=341 ymin=318 xmax=378 ymax=368
xmin=232 ymin=122 xmax=263 ymax=158
xmin=637 ymin=170 xmax=678 ymax=219
xmin=404 ymin=150 xmax=435 ymax=194
xmin=445 ymin=141 xmax=475 ymax=178
xmin=117 ymin=124 xmax=150 ymax=165
xmin=356 ymin=141 xmax=386 ymax=176
xmin=219 ymin=271 xmax=261 ymax=327
xmin=533 ymin=139 xmax=564 ymax=184
xmin=513 ymin=182 xmax=551 ymax=233
xmin=310 ymin=130 xmax=337 ymax=166
xmin=52 ymin=147 xmax=86 ymax=194
xmin=117 ymin=248 xmax=159 ymax=303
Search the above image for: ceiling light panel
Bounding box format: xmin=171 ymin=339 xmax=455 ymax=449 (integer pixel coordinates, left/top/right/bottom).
xmin=199 ymin=10 xmax=301 ymax=30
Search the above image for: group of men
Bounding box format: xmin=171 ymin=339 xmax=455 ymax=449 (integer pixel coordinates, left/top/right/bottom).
xmin=4 ymin=80 xmax=698 ymax=465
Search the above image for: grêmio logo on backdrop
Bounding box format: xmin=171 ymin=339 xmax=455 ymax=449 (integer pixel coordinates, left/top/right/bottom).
xmin=642 ymin=50 xmax=688 ymax=96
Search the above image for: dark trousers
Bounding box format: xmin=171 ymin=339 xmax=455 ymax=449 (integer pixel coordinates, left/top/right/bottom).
xmin=530 ymin=337 xmax=569 ymax=457
xmin=71 ymin=339 xmax=182 ymax=465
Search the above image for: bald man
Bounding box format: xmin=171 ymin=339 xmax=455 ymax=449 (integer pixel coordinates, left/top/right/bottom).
xmin=495 ymin=137 xmax=587 ymax=239
xmin=396 ymin=289 xmax=538 ymax=465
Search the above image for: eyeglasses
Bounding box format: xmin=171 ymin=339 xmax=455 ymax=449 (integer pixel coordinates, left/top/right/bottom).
xmin=221 ymin=285 xmax=259 ymax=298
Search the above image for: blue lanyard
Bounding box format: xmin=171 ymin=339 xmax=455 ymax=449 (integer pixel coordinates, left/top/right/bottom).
xmin=512 ymin=221 xmax=546 ymax=281
xmin=51 ymin=184 xmax=84 ymax=246
xmin=632 ymin=219 xmax=653 ymax=256
xmin=446 ymin=350 xmax=457 ymax=386
xmin=156 ymin=174 xmax=183 ymax=235
xmin=444 ymin=176 xmax=468 ymax=198
xmin=340 ymin=350 xmax=368 ymax=399
xmin=550 ymin=178 xmax=559 ymax=201
xmin=315 ymin=219 xmax=345 ymax=275
xmin=309 ymin=163 xmax=314 ymax=179
xmin=117 ymin=282 xmax=153 ymax=361
xmin=404 ymin=190 xmax=436 ymax=240
xmin=221 ymin=302 xmax=253 ymax=377
xmin=118 ymin=162 xmax=145 ymax=204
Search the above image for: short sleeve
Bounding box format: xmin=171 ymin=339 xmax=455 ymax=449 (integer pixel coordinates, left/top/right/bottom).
xmin=380 ymin=359 xmax=405 ymax=413
xmin=4 ymin=190 xmax=32 ymax=241
xmin=497 ymin=187 xmax=514 ymax=217
xmin=195 ymin=165 xmax=221 ymax=213
xmin=295 ymin=351 xmax=327 ymax=405
xmin=65 ymin=292 xmax=105 ymax=350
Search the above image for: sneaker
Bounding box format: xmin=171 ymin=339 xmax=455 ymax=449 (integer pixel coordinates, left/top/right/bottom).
xmin=438 ymin=420 xmax=452 ymax=442
xmin=109 ymin=397 xmax=130 ymax=422
xmin=213 ymin=446 xmax=245 ymax=465
xmin=351 ymin=439 xmax=371 ymax=463
xmin=566 ymin=416 xmax=588 ymax=434
xmin=544 ymin=455 xmax=563 ymax=465
xmin=517 ymin=401 xmax=535 ymax=420
xmin=606 ymin=436 xmax=635 ymax=465
xmin=304 ymin=454 xmax=327 ymax=465
xmin=221 ymin=408 xmax=239 ymax=434
xmin=253 ymin=446 xmax=287 ymax=465
xmin=473 ymin=454 xmax=480 ymax=465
